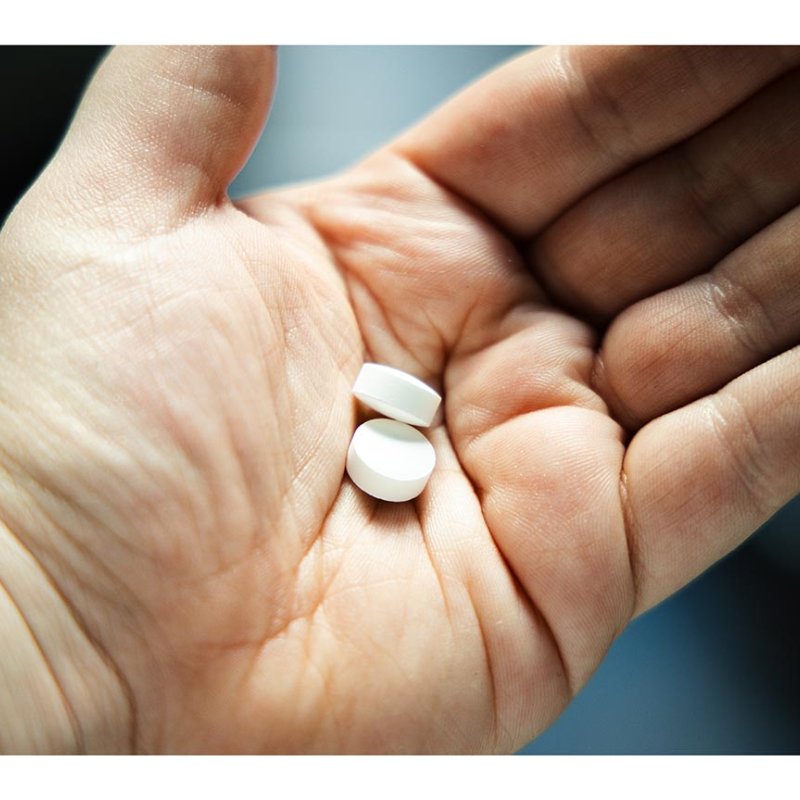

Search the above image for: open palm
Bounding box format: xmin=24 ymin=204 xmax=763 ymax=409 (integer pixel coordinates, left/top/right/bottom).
xmin=1 ymin=46 xmax=798 ymax=753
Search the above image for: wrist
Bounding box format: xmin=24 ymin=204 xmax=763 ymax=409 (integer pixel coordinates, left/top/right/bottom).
xmin=0 ymin=474 xmax=133 ymax=753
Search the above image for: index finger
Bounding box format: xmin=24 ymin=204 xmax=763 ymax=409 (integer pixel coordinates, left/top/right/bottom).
xmin=394 ymin=45 xmax=800 ymax=238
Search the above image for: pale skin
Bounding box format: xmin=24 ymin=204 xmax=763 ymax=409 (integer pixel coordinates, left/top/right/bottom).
xmin=0 ymin=45 xmax=798 ymax=753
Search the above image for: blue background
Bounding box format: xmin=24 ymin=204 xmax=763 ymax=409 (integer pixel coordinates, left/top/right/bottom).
xmin=232 ymin=46 xmax=800 ymax=754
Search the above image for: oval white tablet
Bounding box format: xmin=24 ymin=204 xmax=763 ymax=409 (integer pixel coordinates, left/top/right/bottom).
xmin=346 ymin=418 xmax=436 ymax=502
xmin=352 ymin=363 xmax=441 ymax=427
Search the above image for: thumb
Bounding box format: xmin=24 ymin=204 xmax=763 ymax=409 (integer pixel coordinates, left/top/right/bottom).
xmin=40 ymin=45 xmax=276 ymax=233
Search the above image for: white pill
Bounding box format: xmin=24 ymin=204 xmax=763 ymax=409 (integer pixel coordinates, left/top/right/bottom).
xmin=346 ymin=418 xmax=436 ymax=502
xmin=352 ymin=363 xmax=441 ymax=427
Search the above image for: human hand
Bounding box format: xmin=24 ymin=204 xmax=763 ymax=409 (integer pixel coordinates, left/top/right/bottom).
xmin=0 ymin=45 xmax=797 ymax=753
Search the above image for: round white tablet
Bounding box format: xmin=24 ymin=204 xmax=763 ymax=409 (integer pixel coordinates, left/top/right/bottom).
xmin=352 ymin=363 xmax=441 ymax=428
xmin=346 ymin=418 xmax=436 ymax=502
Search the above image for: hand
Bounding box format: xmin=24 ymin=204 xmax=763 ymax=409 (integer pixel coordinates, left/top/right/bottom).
xmin=0 ymin=46 xmax=797 ymax=753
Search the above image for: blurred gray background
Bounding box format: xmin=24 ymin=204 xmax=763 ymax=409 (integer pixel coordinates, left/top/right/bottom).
xmin=2 ymin=45 xmax=799 ymax=754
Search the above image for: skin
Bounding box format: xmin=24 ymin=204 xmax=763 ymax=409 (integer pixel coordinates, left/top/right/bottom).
xmin=0 ymin=45 xmax=798 ymax=753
